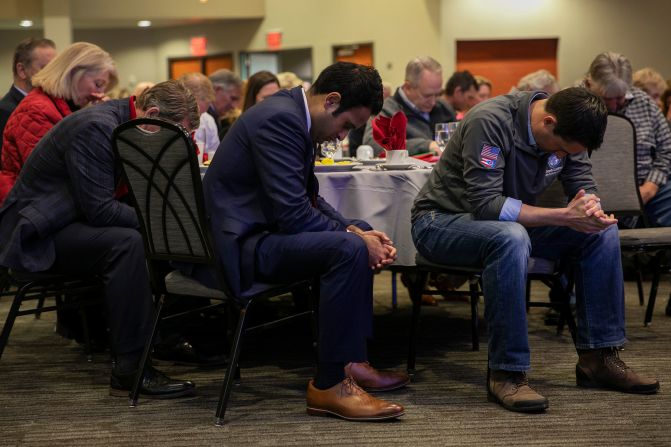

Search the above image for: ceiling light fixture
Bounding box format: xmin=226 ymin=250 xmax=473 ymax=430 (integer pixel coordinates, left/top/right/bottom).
xmin=19 ymin=20 xmax=33 ymax=28
xmin=137 ymin=20 xmax=152 ymax=27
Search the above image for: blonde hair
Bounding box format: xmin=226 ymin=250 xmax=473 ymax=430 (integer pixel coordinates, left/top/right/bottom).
xmin=178 ymin=72 xmax=215 ymax=103
xmin=276 ymin=71 xmax=303 ymax=89
xmin=31 ymin=42 xmax=117 ymax=101
xmin=475 ymin=75 xmax=492 ymax=90
xmin=136 ymin=80 xmax=200 ymax=131
xmin=633 ymin=68 xmax=667 ymax=96
xmin=587 ymin=52 xmax=632 ymax=98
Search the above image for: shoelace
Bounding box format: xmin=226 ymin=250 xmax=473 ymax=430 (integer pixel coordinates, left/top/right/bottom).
xmin=342 ymin=376 xmax=366 ymax=395
xmin=511 ymin=372 xmax=529 ymax=389
xmin=603 ymin=347 xmax=629 ymax=374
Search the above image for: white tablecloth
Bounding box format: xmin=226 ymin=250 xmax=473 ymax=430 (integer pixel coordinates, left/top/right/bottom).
xmin=316 ymin=168 xmax=431 ymax=266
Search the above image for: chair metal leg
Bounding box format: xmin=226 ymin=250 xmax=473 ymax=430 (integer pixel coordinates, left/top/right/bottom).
xmin=215 ymin=302 xmax=250 ymax=426
xmin=34 ymin=296 xmax=46 ymax=319
xmin=525 ymin=278 xmax=531 ymax=312
xmin=0 ymin=290 xmax=26 ymax=361
xmin=391 ymin=271 xmax=398 ymax=310
xmin=406 ymin=271 xmax=427 ymax=375
xmin=78 ymin=306 xmax=93 ymax=362
xmin=469 ymin=278 xmax=479 ymax=352
xmin=636 ymin=272 xmax=645 ymax=306
xmin=644 ymin=260 xmax=661 ymax=327
xmin=130 ymin=295 xmax=165 ymax=407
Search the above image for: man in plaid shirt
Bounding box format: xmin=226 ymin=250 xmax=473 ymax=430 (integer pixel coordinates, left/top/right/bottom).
xmin=584 ymin=52 xmax=671 ymax=224
xmin=584 ymin=51 xmax=671 ymax=316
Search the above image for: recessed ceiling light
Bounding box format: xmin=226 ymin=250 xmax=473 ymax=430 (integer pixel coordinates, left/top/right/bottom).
xmin=199 ymin=0 xmax=208 ymax=3
xmin=19 ymin=20 xmax=33 ymax=28
xmin=137 ymin=20 xmax=152 ymax=28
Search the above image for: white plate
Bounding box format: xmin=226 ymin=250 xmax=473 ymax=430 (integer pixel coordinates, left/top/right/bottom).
xmin=380 ymin=163 xmax=415 ymax=170
xmin=357 ymin=158 xmax=384 ymax=165
xmin=314 ymin=162 xmax=362 ymax=172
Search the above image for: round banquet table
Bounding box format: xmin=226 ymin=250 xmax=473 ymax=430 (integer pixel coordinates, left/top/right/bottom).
xmin=315 ymin=167 xmax=431 ymax=266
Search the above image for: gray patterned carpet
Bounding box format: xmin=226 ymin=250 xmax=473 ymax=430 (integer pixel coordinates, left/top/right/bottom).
xmin=1 ymin=272 xmax=670 ymax=446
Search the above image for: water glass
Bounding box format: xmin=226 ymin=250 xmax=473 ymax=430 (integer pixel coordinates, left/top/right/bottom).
xmin=320 ymin=140 xmax=338 ymax=159
xmin=434 ymin=123 xmax=450 ymax=152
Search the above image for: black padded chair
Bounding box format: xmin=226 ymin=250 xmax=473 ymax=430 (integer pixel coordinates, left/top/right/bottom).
xmin=112 ymin=118 xmax=317 ymax=425
xmin=0 ymin=268 xmax=102 ymax=361
xmin=590 ymin=113 xmax=671 ymax=326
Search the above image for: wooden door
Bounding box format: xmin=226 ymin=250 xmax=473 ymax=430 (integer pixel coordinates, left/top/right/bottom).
xmin=333 ymin=43 xmax=374 ymax=66
xmin=456 ymin=39 xmax=558 ymax=96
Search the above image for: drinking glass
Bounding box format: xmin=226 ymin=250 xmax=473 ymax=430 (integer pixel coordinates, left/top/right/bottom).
xmin=434 ymin=123 xmax=450 ymax=153
xmin=320 ymin=140 xmax=338 ymax=160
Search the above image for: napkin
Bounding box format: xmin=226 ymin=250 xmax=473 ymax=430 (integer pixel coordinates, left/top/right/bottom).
xmin=372 ymin=111 xmax=407 ymax=152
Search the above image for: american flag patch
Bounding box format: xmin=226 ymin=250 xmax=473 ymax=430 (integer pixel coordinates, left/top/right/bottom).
xmin=480 ymin=144 xmax=500 ymax=169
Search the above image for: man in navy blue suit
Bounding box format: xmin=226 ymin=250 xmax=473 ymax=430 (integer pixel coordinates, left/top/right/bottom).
xmin=201 ymin=62 xmax=409 ymax=421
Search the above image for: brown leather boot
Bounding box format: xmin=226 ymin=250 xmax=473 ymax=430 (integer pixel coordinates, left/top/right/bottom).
xmin=344 ymin=361 xmax=410 ymax=392
xmin=487 ymin=369 xmax=549 ymax=413
xmin=576 ymin=347 xmax=659 ymax=394
xmin=306 ymin=378 xmax=405 ymax=421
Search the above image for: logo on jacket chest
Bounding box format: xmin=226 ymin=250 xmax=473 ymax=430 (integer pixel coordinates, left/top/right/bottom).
xmin=544 ymin=153 xmax=563 ymax=176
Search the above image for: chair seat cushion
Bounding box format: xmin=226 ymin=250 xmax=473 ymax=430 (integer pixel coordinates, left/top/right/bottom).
xmin=165 ymin=270 xmax=228 ymax=299
xmin=415 ymin=253 xmax=557 ymax=275
xmin=619 ymin=227 xmax=671 ymax=250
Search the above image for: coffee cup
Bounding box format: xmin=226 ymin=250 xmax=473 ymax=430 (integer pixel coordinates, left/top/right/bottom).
xmin=385 ymin=149 xmax=409 ymax=164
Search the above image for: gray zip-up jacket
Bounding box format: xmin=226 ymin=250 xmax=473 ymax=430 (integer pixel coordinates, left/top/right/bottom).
xmin=412 ymin=91 xmax=597 ymax=221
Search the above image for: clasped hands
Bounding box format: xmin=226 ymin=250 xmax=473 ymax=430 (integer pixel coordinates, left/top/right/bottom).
xmin=347 ymin=226 xmax=397 ymax=269
xmin=566 ymin=189 xmax=617 ymax=233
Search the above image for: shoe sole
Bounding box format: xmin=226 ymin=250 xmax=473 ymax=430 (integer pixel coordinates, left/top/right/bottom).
xmin=576 ymin=368 xmax=660 ymax=395
xmin=306 ymin=406 xmax=404 ymax=421
xmin=152 ymin=357 xmax=228 ymax=369
xmin=487 ymin=390 xmax=549 ymax=413
xmin=109 ymin=387 xmax=196 ymax=399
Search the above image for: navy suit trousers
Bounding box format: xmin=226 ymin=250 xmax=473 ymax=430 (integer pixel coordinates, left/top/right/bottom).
xmin=255 ymin=231 xmax=373 ymax=363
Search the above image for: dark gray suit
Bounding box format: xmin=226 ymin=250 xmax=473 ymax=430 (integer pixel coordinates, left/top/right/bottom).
xmin=0 ymin=99 xmax=153 ymax=355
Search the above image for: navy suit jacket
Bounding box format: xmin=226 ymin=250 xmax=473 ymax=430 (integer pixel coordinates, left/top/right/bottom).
xmin=202 ymin=87 xmax=369 ymax=297
xmin=0 ymin=99 xmax=138 ymax=272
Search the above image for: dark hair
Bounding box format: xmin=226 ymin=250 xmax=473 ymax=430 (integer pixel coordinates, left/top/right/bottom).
xmin=12 ymin=37 xmax=56 ymax=77
xmin=662 ymin=88 xmax=671 ymax=119
xmin=242 ymin=70 xmax=280 ymax=112
xmin=445 ymin=70 xmax=477 ymax=96
xmin=546 ymin=87 xmax=608 ymax=151
xmin=309 ymin=62 xmax=383 ymax=116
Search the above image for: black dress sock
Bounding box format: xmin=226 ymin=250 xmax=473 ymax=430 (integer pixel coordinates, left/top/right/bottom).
xmin=314 ymin=362 xmax=345 ymax=390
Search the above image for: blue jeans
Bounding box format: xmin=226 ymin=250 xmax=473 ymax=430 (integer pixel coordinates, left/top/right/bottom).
xmin=411 ymin=211 xmax=627 ymax=371
xmin=645 ymin=180 xmax=671 ymax=226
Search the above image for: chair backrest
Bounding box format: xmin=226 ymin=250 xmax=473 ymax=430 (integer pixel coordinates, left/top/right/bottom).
xmin=112 ymin=118 xmax=230 ymax=294
xmin=589 ymin=113 xmax=642 ymax=216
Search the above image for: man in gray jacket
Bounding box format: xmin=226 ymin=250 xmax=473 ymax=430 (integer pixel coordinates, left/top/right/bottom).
xmin=362 ymin=57 xmax=454 ymax=156
xmin=412 ymin=87 xmax=659 ymax=413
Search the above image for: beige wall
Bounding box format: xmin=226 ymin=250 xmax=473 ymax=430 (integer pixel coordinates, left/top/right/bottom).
xmin=0 ymin=0 xmax=668 ymax=94
xmin=440 ymin=0 xmax=669 ymax=90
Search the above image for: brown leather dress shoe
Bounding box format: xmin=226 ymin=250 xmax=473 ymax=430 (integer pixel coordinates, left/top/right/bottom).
xmin=306 ymin=378 xmax=405 ymax=421
xmin=576 ymin=347 xmax=659 ymax=394
xmin=345 ymin=361 xmax=410 ymax=392
xmin=487 ymin=369 xmax=548 ymax=413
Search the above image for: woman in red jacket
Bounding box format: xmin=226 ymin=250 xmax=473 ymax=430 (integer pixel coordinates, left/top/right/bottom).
xmin=0 ymin=42 xmax=118 ymax=204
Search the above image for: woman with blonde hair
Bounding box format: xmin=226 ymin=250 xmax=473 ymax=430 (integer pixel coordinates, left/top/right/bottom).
xmin=0 ymin=41 xmax=117 ymax=203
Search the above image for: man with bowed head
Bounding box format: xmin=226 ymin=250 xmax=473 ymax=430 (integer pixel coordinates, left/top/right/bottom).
xmin=199 ymin=62 xmax=410 ymax=421
xmin=0 ymin=80 xmax=200 ymax=398
xmin=412 ymin=87 xmax=659 ymax=413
